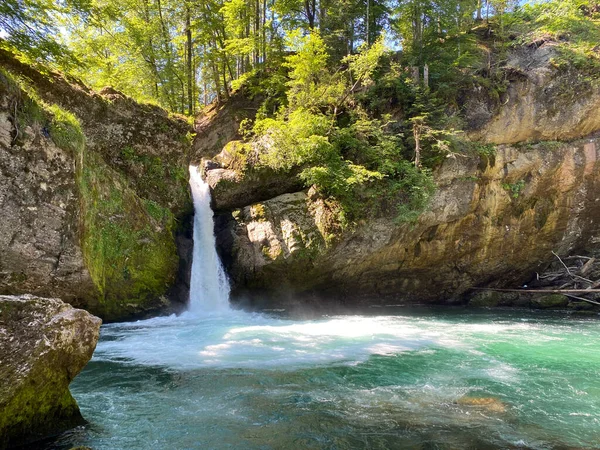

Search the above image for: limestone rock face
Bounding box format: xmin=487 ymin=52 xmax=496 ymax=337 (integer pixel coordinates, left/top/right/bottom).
xmin=194 ymin=91 xmax=261 ymax=161
xmin=466 ymin=43 xmax=600 ymax=144
xmin=0 ymin=49 xmax=193 ymax=216
xmin=0 ymin=294 xmax=101 ymax=448
xmin=0 ymin=49 xmax=192 ymax=321
xmin=219 ymin=137 xmax=600 ymax=305
xmin=205 ymin=163 xmax=304 ymax=211
xmin=0 ymin=102 xmax=95 ymax=306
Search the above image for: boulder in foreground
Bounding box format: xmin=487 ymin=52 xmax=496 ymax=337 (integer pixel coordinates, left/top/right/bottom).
xmin=0 ymin=294 xmax=101 ymax=449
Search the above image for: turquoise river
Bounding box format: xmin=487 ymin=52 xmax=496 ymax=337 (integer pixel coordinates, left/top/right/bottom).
xmin=45 ymin=306 xmax=599 ymax=449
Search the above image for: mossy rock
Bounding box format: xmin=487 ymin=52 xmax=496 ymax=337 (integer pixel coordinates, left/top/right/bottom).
xmin=78 ymin=150 xmax=179 ymax=321
xmin=511 ymin=295 xmax=532 ymax=308
xmin=468 ymin=291 xmax=501 ymax=307
xmin=495 ymin=291 xmax=523 ymax=306
xmin=567 ymin=301 xmax=598 ymax=311
xmin=0 ymin=295 xmax=101 ymax=448
xmin=531 ymin=294 xmax=569 ymax=309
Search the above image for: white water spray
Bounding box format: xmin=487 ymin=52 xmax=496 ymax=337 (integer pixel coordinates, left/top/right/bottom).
xmin=188 ymin=165 xmax=231 ymax=314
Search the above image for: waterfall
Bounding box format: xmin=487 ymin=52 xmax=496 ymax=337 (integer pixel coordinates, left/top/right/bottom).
xmin=188 ymin=165 xmax=231 ymax=314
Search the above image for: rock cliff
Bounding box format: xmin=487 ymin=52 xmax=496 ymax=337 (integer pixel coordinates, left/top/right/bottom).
xmin=0 ymin=294 xmax=101 ymax=448
xmin=0 ymin=50 xmax=193 ymax=321
xmin=203 ymin=42 xmax=600 ymax=308
xmin=466 ymin=42 xmax=600 ymax=144
xmin=215 ymin=137 xmax=600 ymax=306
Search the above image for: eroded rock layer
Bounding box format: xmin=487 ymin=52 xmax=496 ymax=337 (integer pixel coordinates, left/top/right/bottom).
xmin=216 ymin=137 xmax=600 ymax=306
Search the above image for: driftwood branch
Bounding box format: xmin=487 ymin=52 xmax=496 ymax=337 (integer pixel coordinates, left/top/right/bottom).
xmin=474 ymin=251 xmax=600 ymax=307
xmin=563 ymin=294 xmax=600 ymax=306
xmin=552 ymin=251 xmax=594 ymax=284
xmin=471 ymin=287 xmax=600 ymax=294
xmin=564 ymin=255 xmax=594 ymax=261
xmin=471 ymin=287 xmax=600 ymax=306
xmin=552 ymin=251 xmax=572 ymax=276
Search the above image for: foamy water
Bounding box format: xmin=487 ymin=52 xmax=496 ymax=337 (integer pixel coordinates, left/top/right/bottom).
xmin=65 ymin=309 xmax=600 ymax=450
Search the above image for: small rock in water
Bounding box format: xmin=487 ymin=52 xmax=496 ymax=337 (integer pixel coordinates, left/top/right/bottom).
xmin=468 ymin=291 xmax=501 ymax=307
xmin=456 ymin=396 xmax=507 ymax=413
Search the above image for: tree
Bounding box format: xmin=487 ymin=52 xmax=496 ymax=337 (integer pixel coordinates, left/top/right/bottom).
xmin=0 ymin=0 xmax=86 ymax=66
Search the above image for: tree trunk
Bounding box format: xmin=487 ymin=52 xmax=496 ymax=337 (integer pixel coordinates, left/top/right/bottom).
xmin=262 ymin=0 xmax=267 ymax=63
xmin=413 ymin=122 xmax=421 ymax=168
xmin=304 ymin=0 xmax=316 ymax=29
xmin=254 ymin=0 xmax=260 ymax=66
xmin=186 ymin=7 xmax=194 ymax=115
xmin=366 ymin=0 xmax=370 ymax=45
xmin=319 ymin=0 xmax=327 ymax=33
xmin=222 ymin=62 xmax=230 ymax=100
xmin=156 ymin=0 xmax=176 ymax=110
xmin=413 ymin=1 xmax=423 ymax=65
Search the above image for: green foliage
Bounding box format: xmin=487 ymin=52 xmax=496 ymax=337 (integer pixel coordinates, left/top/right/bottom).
xmin=0 ymin=69 xmax=45 ymax=137
xmin=471 ymin=142 xmax=496 ymax=157
xmin=511 ymin=0 xmax=600 ymax=74
xmin=0 ymin=0 xmax=84 ymax=67
xmin=300 ymin=161 xmax=384 ymax=206
xmin=344 ymin=38 xmax=388 ymax=87
xmin=255 ymin=108 xmax=334 ymax=170
xmin=27 ymin=0 xmax=595 ymax=122
xmin=245 ymin=37 xmax=437 ymax=225
xmin=284 ymin=31 xmax=342 ymax=110
xmin=391 ymin=162 xmax=436 ymax=223
xmin=46 ymin=104 xmax=85 ymax=153
xmin=0 ymin=68 xmax=85 ymax=153
xmin=502 ymin=179 xmax=526 ymax=198
xmin=358 ymin=57 xmax=415 ymax=115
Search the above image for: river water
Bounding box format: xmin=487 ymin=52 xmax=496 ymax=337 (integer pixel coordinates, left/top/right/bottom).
xmin=48 ymin=168 xmax=600 ymax=449
xmin=51 ymin=307 xmax=599 ymax=449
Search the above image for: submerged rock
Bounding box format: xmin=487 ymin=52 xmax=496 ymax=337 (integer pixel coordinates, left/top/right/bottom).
xmin=0 ymin=294 xmax=101 ymax=449
xmin=456 ymin=396 xmax=507 ymax=414
xmin=468 ymin=291 xmax=502 ymax=307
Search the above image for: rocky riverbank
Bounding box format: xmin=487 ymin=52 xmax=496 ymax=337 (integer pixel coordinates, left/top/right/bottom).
xmin=0 ymin=294 xmax=101 ymax=448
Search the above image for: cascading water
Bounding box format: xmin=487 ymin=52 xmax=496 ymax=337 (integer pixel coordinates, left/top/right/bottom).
xmin=188 ymin=165 xmax=231 ymax=314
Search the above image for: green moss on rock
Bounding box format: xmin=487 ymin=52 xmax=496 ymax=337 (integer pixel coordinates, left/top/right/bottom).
xmin=78 ymin=150 xmax=179 ymax=320
xmin=47 ymin=104 xmax=85 ymax=153
xmin=0 ymin=295 xmax=101 ymax=448
xmin=468 ymin=291 xmax=501 ymax=307
xmin=0 ymin=68 xmax=85 ymax=155
xmin=531 ymin=294 xmax=569 ymax=309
